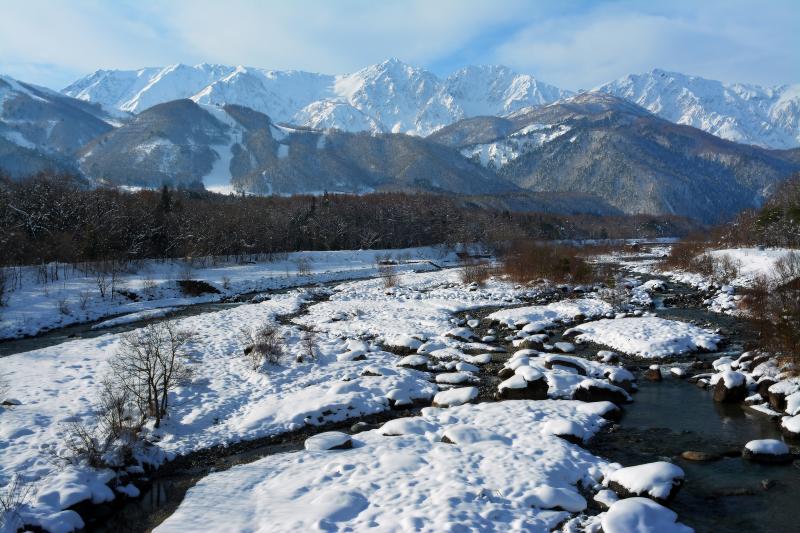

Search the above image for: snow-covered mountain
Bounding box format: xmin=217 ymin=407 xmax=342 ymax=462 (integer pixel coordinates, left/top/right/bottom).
xmin=62 ymin=59 xmax=572 ymax=136
xmin=0 ymin=74 xmax=114 ymax=178
xmin=63 ymin=62 xmax=800 ymax=148
xmin=597 ymin=69 xmax=800 ymax=149
xmin=431 ymin=92 xmax=800 ymax=223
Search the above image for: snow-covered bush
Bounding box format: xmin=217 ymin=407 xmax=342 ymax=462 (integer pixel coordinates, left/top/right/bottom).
xmin=240 ymin=322 xmax=285 ymax=369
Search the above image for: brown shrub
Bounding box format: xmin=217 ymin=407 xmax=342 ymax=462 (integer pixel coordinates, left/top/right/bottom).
xmin=460 ymin=260 xmax=492 ymax=286
xmin=500 ymin=241 xmax=596 ymax=284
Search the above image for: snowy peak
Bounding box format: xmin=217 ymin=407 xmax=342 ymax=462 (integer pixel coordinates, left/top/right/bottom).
xmin=62 ymin=60 xmax=569 ymax=137
xmin=446 ymin=65 xmax=572 ymax=117
xmin=597 ymin=69 xmax=800 ymax=148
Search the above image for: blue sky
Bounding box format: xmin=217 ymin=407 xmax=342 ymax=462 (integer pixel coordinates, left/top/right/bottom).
xmin=0 ymin=0 xmax=797 ymax=90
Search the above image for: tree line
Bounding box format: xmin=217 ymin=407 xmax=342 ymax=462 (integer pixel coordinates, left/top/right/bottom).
xmin=0 ymin=173 xmax=696 ymax=267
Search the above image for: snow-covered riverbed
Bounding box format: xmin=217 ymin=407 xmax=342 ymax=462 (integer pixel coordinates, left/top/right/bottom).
xmin=2 ymin=245 xmax=797 ymax=533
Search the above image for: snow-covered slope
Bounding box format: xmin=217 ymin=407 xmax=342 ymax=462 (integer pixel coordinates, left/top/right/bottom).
xmin=597 ymin=69 xmax=800 ymax=149
xmin=0 ymin=74 xmax=115 ymax=178
xmin=62 ymin=60 xmax=571 ymax=136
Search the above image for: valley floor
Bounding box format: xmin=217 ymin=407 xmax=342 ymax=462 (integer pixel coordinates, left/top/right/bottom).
xmin=1 ymin=244 xmax=798 ymax=532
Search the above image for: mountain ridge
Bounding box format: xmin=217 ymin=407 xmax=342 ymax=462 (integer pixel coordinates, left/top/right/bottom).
xmin=61 ymin=60 xmax=800 ymax=149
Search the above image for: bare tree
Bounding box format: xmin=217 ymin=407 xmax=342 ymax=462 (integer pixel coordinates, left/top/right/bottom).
xmin=110 ymin=321 xmax=194 ymax=428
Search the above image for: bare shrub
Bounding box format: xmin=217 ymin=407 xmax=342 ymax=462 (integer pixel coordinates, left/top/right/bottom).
xmin=597 ymin=274 xmax=629 ymax=311
xmin=0 ymin=268 xmax=7 ymax=307
xmin=459 ymin=259 xmax=492 ymax=286
xmin=56 ymin=296 xmax=70 ymax=315
xmin=295 ymin=258 xmax=312 ymax=277
xmin=712 ymin=255 xmax=741 ymax=284
xmin=63 ymin=420 xmax=107 ymax=468
xmin=774 ymin=251 xmax=800 ymax=283
xmin=500 ymin=241 xmax=595 ymax=284
xmin=78 ymin=290 xmax=91 ymax=311
xmin=0 ymin=474 xmax=35 ymax=532
xmin=376 ymin=256 xmax=399 ymax=288
xmin=142 ymin=276 xmax=157 ymax=297
xmin=178 ymin=258 xmax=194 ymax=281
xmin=221 ymin=276 xmax=232 ymax=291
xmin=240 ymin=323 xmax=284 ymax=369
xmin=110 ymin=321 xmax=194 ymax=428
xmin=298 ymin=330 xmax=317 ymax=363
xmin=742 ymin=264 xmax=800 ymax=371
xmin=664 ymin=239 xmax=712 ymax=273
xmin=96 ymin=270 xmax=110 ymax=299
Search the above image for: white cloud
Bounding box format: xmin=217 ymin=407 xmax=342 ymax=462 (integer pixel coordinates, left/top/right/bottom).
xmin=0 ymin=0 xmax=796 ymax=90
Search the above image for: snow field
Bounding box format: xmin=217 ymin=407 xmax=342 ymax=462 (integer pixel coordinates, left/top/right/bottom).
xmin=567 ymin=317 xmax=720 ymax=358
xmin=155 ymin=400 xmax=612 ymax=533
xmin=0 ymin=245 xmax=459 ymax=339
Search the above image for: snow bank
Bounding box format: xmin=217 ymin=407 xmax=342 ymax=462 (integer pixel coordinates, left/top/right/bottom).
xmin=706 ymin=248 xmax=798 ymax=287
xmin=0 ymin=246 xmax=459 ymax=340
xmin=487 ymin=298 xmax=612 ymax=330
xmin=570 ymin=317 xmax=720 ymax=358
xmin=155 ymin=400 xmax=611 ymax=532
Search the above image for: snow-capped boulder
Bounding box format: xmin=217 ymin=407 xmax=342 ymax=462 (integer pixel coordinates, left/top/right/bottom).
xmin=600 ymin=497 xmax=692 ymax=533
xmin=781 ymin=414 xmax=800 ymax=439
xmin=445 ymin=327 xmax=475 ymax=341
xmin=440 ymin=425 xmax=509 ymax=445
xmin=554 ymin=341 xmax=575 ymax=353
xmin=644 ymin=365 xmax=663 ymax=382
xmin=431 ymin=387 xmax=478 ymax=408
xmin=576 ymin=401 xmax=622 ymax=422
xmin=396 ymin=354 xmax=429 ymax=371
xmin=496 ymin=368 xmax=548 ymax=400
xmin=605 ymin=367 xmax=636 ymax=392
xmin=742 ymin=439 xmax=793 ymax=464
xmin=605 ymin=461 xmax=685 ymax=503
xmin=304 ymin=432 xmax=353 ymax=451
xmin=544 ymin=355 xmax=587 ymax=376
xmin=383 ymin=334 xmax=423 ymax=354
xmin=435 ymin=372 xmax=475 ymax=385
xmin=525 ymin=486 xmax=586 ymax=512
xmin=541 ymin=418 xmax=590 ymax=445
xmin=572 ymin=379 xmax=630 ymax=405
xmin=378 ymin=418 xmax=437 ymax=436
xmin=711 ymin=370 xmax=747 ymax=403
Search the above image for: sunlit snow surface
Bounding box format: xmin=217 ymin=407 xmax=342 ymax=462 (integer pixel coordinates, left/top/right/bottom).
xmin=155 ymin=401 xmax=611 ymax=533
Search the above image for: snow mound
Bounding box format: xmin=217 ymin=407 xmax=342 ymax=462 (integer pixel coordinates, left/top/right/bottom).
xmin=487 ymin=299 xmax=612 ymax=330
xmin=601 ymin=497 xmax=693 ymax=533
xmin=571 ymin=317 xmax=720 ymax=358
xmin=432 ymin=387 xmax=479 ymax=408
xmin=304 ymin=431 xmax=352 ymax=451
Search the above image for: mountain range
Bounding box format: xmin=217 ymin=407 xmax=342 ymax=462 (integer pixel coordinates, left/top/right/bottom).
xmin=2 ymin=59 xmax=800 ymax=224
xmin=61 ymin=60 xmax=800 ymax=149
